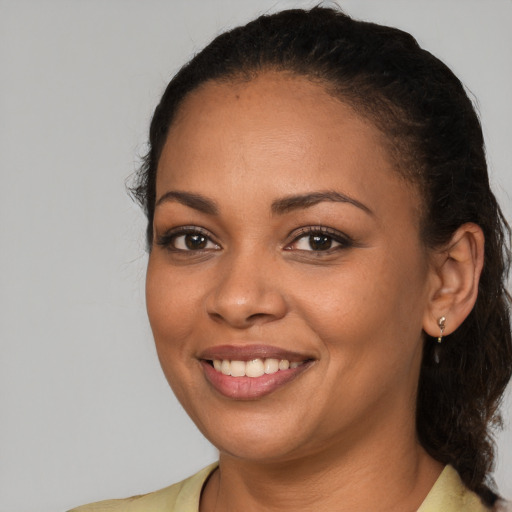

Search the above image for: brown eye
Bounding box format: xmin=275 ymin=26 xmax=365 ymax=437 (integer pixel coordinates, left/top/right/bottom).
xmin=309 ymin=234 xmax=332 ymax=251
xmin=155 ymin=228 xmax=221 ymax=252
xmin=172 ymin=232 xmax=219 ymax=251
xmin=287 ymin=227 xmax=354 ymax=253
xmin=183 ymin=233 xmax=208 ymax=250
xmin=292 ymin=233 xmax=340 ymax=251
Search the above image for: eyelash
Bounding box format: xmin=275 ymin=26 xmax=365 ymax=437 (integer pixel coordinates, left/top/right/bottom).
xmin=286 ymin=226 xmax=355 ymax=253
xmin=155 ymin=226 xmax=220 ymax=252
xmin=155 ymin=225 xmax=355 ymax=253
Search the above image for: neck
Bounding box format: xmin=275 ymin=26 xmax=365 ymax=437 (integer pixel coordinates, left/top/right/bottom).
xmin=201 ymin=426 xmax=442 ymax=512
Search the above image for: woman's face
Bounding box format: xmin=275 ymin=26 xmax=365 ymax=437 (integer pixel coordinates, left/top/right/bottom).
xmin=146 ymin=72 xmax=434 ymax=463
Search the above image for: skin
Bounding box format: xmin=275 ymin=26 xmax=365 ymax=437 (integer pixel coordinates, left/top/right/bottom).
xmin=145 ymin=72 xmax=482 ymax=511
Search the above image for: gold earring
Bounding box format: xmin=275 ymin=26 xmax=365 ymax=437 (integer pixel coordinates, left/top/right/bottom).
xmin=437 ymin=316 xmax=446 ymax=343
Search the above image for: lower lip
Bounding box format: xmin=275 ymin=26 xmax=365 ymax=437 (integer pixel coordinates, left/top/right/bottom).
xmin=201 ymin=360 xmax=312 ymax=400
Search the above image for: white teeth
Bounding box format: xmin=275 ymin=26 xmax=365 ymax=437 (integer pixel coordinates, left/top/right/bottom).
xmin=278 ymin=359 xmax=290 ymax=371
xmin=246 ymin=359 xmax=265 ymax=377
xmin=220 ymin=360 xmax=231 ymax=376
xmin=264 ymin=358 xmax=279 ymax=374
xmin=230 ymin=360 xmax=246 ymax=377
xmin=211 ymin=358 xmax=305 ymax=377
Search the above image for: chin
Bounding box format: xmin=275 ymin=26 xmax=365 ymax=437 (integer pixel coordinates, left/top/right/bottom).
xmin=192 ymin=409 xmax=312 ymax=463
xmin=217 ymin=437 xmax=306 ymax=464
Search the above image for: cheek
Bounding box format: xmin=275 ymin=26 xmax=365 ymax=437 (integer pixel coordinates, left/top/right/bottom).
xmin=145 ymin=257 xmax=198 ymax=353
xmin=145 ymin=259 xmax=202 ymax=403
xmin=295 ymin=251 xmax=428 ymax=359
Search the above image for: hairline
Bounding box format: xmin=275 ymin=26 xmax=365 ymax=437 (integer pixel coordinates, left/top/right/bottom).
xmin=156 ymin=67 xmax=427 ymax=244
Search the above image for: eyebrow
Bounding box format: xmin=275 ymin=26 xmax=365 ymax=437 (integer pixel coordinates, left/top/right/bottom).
xmin=155 ymin=191 xmax=219 ymax=215
xmin=154 ymin=189 xmax=373 ymax=217
xmin=271 ymin=191 xmax=373 ymax=216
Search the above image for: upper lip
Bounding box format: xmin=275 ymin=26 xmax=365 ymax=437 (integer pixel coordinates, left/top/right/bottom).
xmin=198 ymin=344 xmax=313 ymax=362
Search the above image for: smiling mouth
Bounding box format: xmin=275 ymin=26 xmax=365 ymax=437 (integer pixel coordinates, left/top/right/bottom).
xmin=198 ymin=345 xmax=314 ymax=399
xmin=208 ymin=358 xmax=306 ymax=378
xmin=200 ymin=356 xmax=314 ymax=400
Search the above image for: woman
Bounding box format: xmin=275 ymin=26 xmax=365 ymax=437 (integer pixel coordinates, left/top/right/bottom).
xmin=71 ymin=6 xmax=511 ymax=511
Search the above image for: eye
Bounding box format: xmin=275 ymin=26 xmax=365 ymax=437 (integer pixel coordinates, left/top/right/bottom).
xmin=287 ymin=227 xmax=353 ymax=252
xmin=156 ymin=227 xmax=220 ymax=252
xmin=294 ymin=233 xmax=337 ymax=251
xmin=173 ymin=233 xmax=218 ymax=251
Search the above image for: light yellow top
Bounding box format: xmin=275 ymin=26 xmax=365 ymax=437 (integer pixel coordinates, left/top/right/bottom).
xmin=69 ymin=464 xmax=492 ymax=511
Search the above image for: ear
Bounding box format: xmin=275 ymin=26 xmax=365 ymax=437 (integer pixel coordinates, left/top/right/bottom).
xmin=423 ymin=223 xmax=485 ymax=338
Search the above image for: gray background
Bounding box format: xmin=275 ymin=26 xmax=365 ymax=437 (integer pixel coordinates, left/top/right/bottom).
xmin=1 ymin=1 xmax=510 ymax=511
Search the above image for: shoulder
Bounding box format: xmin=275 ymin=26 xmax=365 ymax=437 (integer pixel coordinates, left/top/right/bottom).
xmin=419 ymin=466 xmax=491 ymax=512
xmin=67 ymin=463 xmax=218 ymax=512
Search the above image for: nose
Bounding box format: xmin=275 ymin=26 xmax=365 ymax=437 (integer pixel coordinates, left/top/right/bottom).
xmin=205 ymin=250 xmax=288 ymax=329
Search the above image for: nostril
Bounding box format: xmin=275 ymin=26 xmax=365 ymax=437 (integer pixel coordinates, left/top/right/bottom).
xmin=208 ymin=311 xmax=225 ymax=323
xmin=247 ymin=312 xmax=272 ymax=323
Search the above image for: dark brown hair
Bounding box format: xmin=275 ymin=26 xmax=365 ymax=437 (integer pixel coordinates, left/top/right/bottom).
xmin=131 ymin=6 xmax=512 ymax=504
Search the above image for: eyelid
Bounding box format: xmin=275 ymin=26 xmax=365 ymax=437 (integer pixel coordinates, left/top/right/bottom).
xmin=154 ymin=224 xmax=356 ymax=253
xmin=155 ymin=225 xmax=221 ymax=251
xmin=285 ymin=225 xmax=355 ymax=251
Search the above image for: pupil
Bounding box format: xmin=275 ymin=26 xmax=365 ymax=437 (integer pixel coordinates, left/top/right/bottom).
xmin=185 ymin=234 xmax=207 ymax=250
xmin=310 ymin=234 xmax=332 ymax=251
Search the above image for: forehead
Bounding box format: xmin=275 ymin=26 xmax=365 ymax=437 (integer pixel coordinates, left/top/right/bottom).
xmin=157 ymin=72 xmax=419 ymax=224
xmin=161 ymin=73 xmax=386 ymax=174
xmin=168 ymin=72 xmax=386 ymax=149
